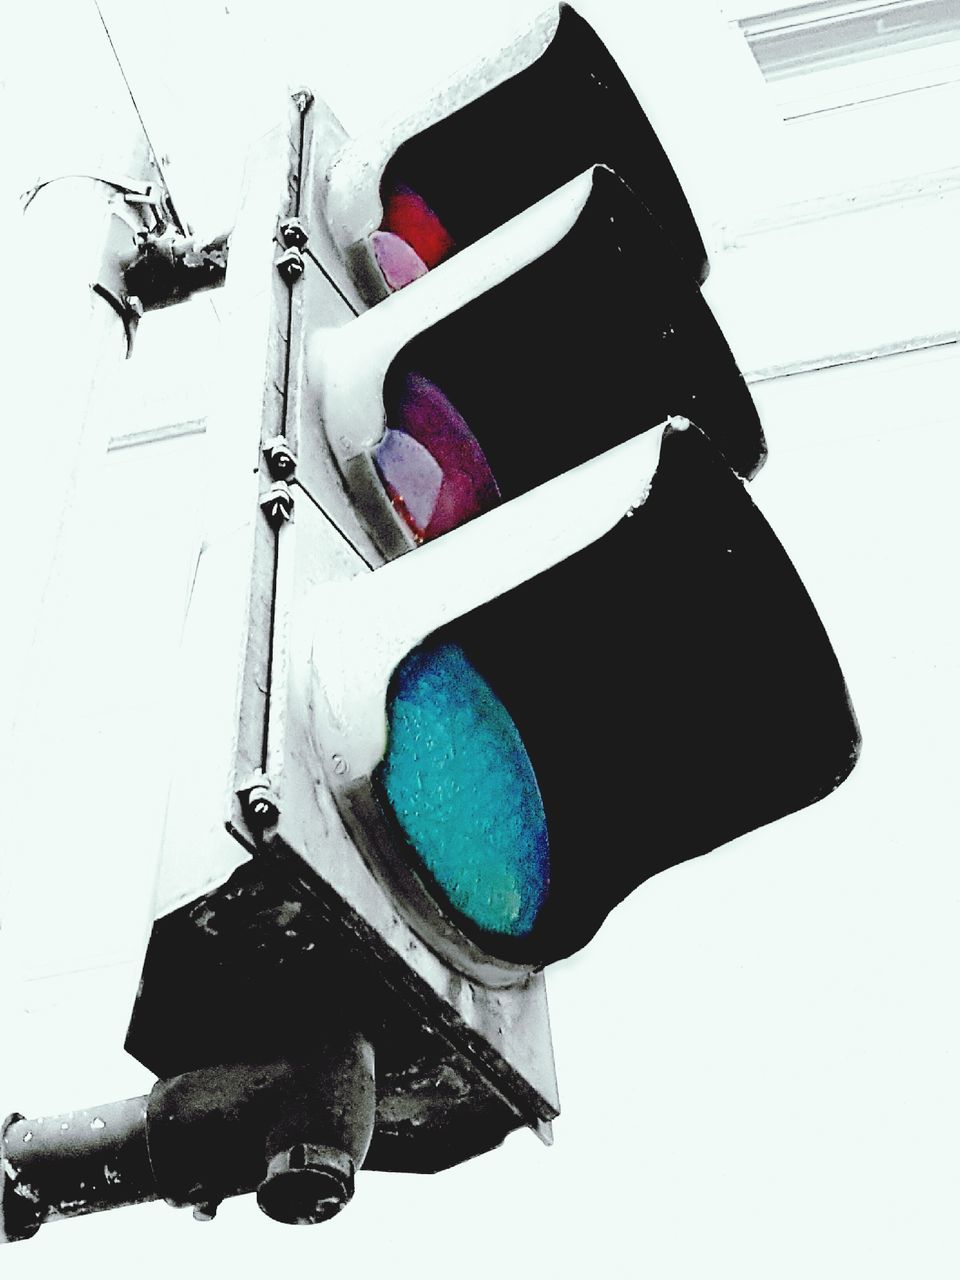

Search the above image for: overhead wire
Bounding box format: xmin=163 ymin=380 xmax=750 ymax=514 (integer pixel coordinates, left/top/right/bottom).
xmin=92 ymin=0 xmax=189 ymax=234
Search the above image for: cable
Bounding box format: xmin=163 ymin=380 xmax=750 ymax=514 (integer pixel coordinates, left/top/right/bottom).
xmin=92 ymin=0 xmax=189 ymax=234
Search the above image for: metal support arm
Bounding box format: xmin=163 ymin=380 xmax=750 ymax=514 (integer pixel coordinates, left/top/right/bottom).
xmin=1 ymin=1034 xmax=375 ymax=1243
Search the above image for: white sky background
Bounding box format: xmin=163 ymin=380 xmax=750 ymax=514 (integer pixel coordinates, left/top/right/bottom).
xmin=1 ymin=2 xmax=959 ymax=1277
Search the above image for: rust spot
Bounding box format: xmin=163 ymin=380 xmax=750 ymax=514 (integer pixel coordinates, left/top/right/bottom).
xmin=273 ymin=901 xmax=302 ymax=929
xmin=189 ymin=904 xmax=219 ymax=936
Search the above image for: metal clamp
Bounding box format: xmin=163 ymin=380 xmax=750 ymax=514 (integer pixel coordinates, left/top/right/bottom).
xmin=123 ymin=229 xmax=229 ymax=312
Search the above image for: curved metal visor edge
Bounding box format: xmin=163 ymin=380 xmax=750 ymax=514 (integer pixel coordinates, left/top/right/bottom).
xmin=313 ymin=167 xmax=763 ymax=562
xmin=322 ymin=2 xmax=709 ymax=292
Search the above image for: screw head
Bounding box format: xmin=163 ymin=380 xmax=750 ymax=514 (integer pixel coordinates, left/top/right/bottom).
xmin=279 ymin=217 xmax=308 ymax=250
xmin=249 ymin=793 xmax=277 ymax=821
xmin=260 ymin=481 xmax=294 ymax=527
xmin=239 ymin=775 xmax=280 ymax=830
xmin=275 ymin=247 xmax=304 ymax=284
xmin=291 ymin=86 xmax=314 ymax=113
xmin=263 ymin=436 xmax=298 ymax=479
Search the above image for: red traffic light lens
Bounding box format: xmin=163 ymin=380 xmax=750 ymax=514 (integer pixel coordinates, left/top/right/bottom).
xmin=381 ymin=183 xmax=456 ymax=272
xmin=373 ymin=372 xmax=501 ymax=542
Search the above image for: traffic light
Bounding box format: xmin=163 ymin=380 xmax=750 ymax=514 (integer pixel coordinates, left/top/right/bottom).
xmin=2 ymin=5 xmax=859 ymax=1240
xmin=241 ymin=1 xmax=852 ymax=1173
xmin=299 ymin=418 xmax=858 ymax=968
xmin=312 ymin=163 xmax=765 ymax=563
xmin=323 ymin=3 xmax=710 ymax=295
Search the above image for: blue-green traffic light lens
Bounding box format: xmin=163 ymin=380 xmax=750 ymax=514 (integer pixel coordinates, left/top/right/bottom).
xmin=377 ymin=642 xmax=549 ymax=938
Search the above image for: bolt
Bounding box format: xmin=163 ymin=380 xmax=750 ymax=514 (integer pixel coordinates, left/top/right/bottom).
xmin=275 ymin=247 xmax=304 ymax=284
xmin=263 ymin=436 xmax=298 ymax=480
xmin=247 ymin=789 xmax=279 ymax=825
xmin=260 ymin=481 xmax=294 ymax=527
xmin=184 ymin=1181 xmax=221 ymax=1222
xmin=240 ymin=774 xmax=280 ymax=830
xmin=249 ymin=793 xmax=277 ymax=821
xmin=257 ymin=1144 xmax=354 ymax=1227
xmin=279 ymin=217 xmax=308 ymax=250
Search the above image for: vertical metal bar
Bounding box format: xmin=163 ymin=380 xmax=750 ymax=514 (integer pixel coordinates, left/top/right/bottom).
xmin=261 ymin=90 xmax=312 ymax=772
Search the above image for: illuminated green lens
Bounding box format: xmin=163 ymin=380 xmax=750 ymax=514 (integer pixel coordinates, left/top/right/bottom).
xmin=377 ymin=642 xmax=549 ymax=938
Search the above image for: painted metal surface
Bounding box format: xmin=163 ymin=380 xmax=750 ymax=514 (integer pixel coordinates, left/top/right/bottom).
xmin=130 ymin=85 xmax=561 ymax=1179
xmin=1 ymin=1043 xmax=377 ymax=1240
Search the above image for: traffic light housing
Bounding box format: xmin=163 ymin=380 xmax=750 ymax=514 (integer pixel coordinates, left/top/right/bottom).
xmin=312 ymin=163 xmax=765 ymax=567
xmin=3 ymin=4 xmax=860 ymax=1239
xmin=323 ymin=3 xmax=710 ymax=295
xmin=302 ymin=418 xmax=858 ymax=969
xmin=129 ymin=0 xmax=858 ymax=1184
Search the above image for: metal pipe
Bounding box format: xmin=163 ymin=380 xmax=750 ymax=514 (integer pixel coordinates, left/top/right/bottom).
xmin=1 ymin=1098 xmax=156 ymax=1242
xmin=1 ymin=1035 xmax=376 ymax=1242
